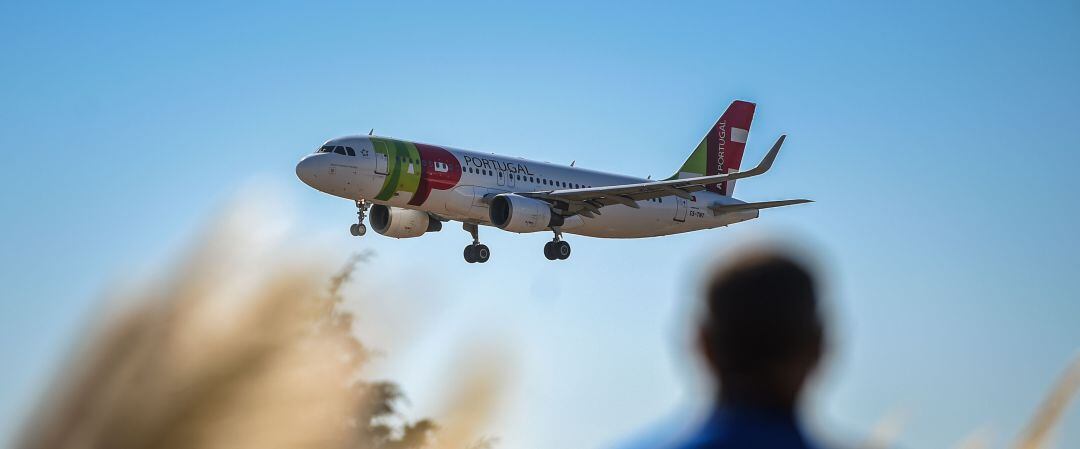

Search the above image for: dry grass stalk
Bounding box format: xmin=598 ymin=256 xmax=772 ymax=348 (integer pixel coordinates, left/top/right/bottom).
xmin=15 ymin=209 xmax=494 ymax=449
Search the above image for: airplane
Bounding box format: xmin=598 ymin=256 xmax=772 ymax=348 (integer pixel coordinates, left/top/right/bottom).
xmin=295 ymin=100 xmax=810 ymax=263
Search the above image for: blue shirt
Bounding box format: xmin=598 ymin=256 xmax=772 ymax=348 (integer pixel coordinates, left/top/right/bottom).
xmin=669 ymin=406 xmax=821 ymax=449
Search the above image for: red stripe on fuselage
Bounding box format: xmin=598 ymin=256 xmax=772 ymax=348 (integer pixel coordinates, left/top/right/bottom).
xmin=408 ymin=143 xmax=462 ymax=206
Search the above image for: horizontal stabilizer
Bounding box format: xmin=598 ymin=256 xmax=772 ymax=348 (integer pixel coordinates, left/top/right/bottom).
xmin=708 ymin=199 xmax=812 ymax=215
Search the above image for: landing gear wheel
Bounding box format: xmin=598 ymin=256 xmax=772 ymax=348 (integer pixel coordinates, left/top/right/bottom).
xmin=464 ymin=244 xmax=490 ymax=263
xmin=543 ymin=241 xmax=557 ymax=260
xmin=352 ymin=200 xmax=369 ymax=237
xmin=544 ymin=226 xmax=571 ymax=261
xmin=462 ymin=223 xmax=490 ymax=264
xmin=555 ymin=241 xmax=571 ymax=260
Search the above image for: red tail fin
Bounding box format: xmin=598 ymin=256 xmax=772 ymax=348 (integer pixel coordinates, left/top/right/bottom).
xmin=707 ymin=100 xmax=755 ymax=195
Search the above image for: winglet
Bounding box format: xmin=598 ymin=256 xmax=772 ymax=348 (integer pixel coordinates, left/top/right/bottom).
xmin=747 ymin=134 xmax=785 ymax=177
xmin=707 ymin=134 xmax=785 ymax=193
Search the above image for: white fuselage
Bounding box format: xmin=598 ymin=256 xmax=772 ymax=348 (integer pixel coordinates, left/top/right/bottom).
xmin=296 ymin=135 xmax=758 ymax=238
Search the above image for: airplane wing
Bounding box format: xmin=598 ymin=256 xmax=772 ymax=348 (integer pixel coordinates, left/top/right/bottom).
xmin=517 ymin=135 xmax=810 ymax=217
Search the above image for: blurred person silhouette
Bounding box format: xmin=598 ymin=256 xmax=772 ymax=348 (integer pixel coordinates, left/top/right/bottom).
xmin=672 ymin=249 xmax=826 ymax=449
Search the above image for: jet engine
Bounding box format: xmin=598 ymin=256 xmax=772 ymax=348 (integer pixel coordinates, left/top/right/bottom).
xmin=489 ymin=194 xmax=564 ymax=233
xmin=369 ymin=205 xmax=442 ymax=238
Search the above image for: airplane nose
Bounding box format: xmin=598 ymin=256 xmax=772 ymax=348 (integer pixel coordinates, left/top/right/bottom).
xmin=295 ymin=154 xmax=321 ymax=186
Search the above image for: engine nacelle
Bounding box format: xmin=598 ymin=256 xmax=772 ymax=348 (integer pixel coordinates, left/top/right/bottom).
xmin=369 ymin=205 xmax=442 ymax=238
xmin=489 ymin=194 xmax=563 ymax=233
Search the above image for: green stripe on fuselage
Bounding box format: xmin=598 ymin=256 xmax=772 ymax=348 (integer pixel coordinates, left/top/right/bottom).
xmin=372 ymin=138 xmax=422 ymax=201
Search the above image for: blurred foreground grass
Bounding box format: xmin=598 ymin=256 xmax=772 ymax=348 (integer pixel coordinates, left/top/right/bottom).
xmin=15 ymin=207 xmax=499 ymax=449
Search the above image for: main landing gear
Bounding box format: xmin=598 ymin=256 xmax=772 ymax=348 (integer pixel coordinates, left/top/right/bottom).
xmin=462 ymin=223 xmax=490 ymax=264
xmin=349 ymin=200 xmax=368 ymax=237
xmin=544 ymin=227 xmax=571 ymax=261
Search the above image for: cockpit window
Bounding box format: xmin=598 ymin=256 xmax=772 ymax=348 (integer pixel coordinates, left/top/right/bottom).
xmin=317 ymin=144 xmax=358 ymax=156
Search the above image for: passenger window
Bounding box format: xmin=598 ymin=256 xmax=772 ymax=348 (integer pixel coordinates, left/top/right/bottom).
xmin=346 ymin=147 xmax=356 ymax=156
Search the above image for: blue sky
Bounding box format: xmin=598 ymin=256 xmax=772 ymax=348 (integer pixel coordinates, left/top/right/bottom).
xmin=1 ymin=1 xmax=1078 ymax=447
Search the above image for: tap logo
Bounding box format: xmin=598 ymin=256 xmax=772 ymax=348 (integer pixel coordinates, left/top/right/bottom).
xmin=370 ymin=138 xmax=462 ymax=206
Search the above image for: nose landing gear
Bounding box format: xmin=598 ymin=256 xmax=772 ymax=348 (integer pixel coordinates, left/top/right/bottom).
xmin=543 ymin=227 xmax=571 ymax=260
xmin=462 ymin=223 xmax=490 ymax=263
xmin=350 ymin=200 xmax=368 ymax=237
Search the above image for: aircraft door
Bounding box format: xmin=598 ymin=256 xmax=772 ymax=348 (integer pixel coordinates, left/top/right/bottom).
xmin=496 ymin=171 xmax=505 ymax=186
xmin=507 ymin=171 xmax=516 ymax=188
xmin=674 ymin=197 xmax=688 ymax=222
xmin=375 ymin=152 xmax=388 ymax=175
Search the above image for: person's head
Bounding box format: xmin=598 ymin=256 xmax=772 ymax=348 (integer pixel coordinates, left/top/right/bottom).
xmin=699 ymin=249 xmax=825 ymax=410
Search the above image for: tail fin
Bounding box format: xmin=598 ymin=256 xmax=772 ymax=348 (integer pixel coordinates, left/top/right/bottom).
xmin=671 ymin=100 xmax=756 ymax=196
